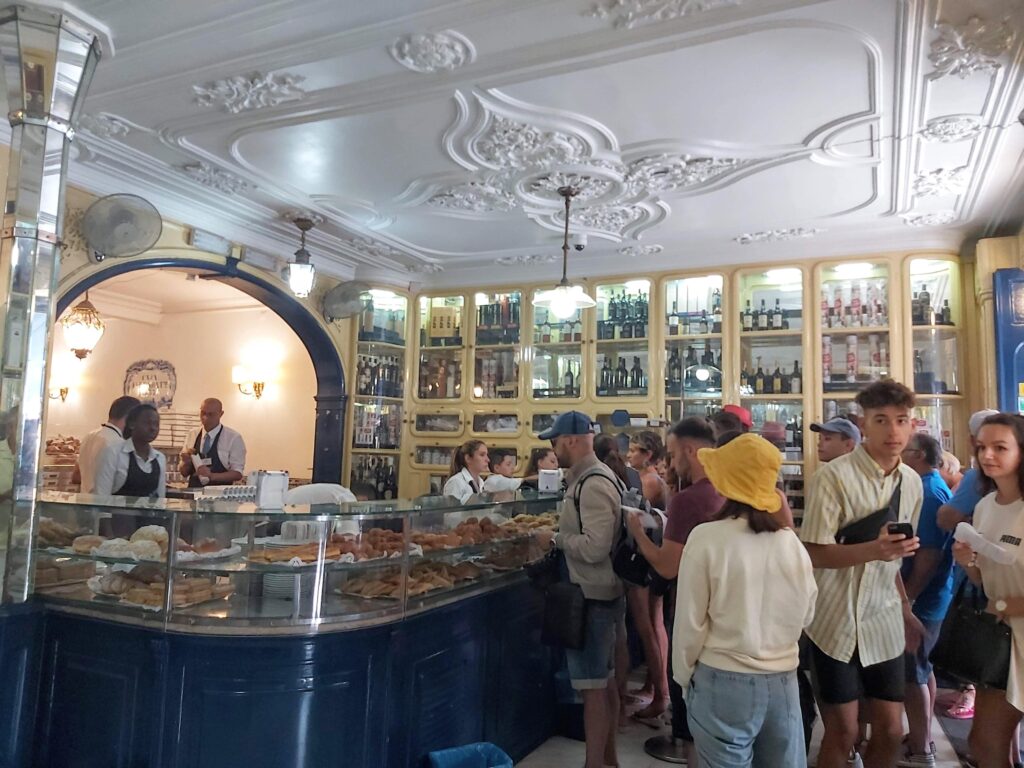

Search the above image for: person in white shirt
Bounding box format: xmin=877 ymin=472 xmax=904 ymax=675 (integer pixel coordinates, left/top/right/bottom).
xmin=482 ymin=447 xmax=536 ymax=492
xmin=73 ymin=396 xmax=140 ymax=493
xmin=93 ymin=404 xmax=167 ymax=498
xmin=178 ymin=398 xmax=246 ymax=488
xmin=674 ymin=433 xmax=818 ymax=767
xmin=443 ymin=440 xmax=488 ymax=502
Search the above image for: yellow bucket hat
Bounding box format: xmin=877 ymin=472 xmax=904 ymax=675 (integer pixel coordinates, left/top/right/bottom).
xmin=697 ymin=433 xmax=782 ymax=513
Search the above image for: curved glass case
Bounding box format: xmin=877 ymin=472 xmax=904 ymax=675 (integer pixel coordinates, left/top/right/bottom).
xmin=28 ymin=491 xmax=559 ymax=634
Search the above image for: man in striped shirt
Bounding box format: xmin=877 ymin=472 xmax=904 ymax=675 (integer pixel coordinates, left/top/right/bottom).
xmin=800 ymin=381 xmax=924 ymax=768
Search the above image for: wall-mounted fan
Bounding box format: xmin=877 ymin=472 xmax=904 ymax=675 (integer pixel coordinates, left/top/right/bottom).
xmin=321 ymin=280 xmax=371 ymax=323
xmin=80 ymin=193 xmax=162 ymax=262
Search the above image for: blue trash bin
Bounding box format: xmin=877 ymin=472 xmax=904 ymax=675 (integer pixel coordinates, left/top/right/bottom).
xmin=426 ymin=742 xmax=513 ymax=768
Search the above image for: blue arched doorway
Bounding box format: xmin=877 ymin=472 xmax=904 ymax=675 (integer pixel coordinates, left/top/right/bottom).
xmin=56 ymin=256 xmax=346 ymax=483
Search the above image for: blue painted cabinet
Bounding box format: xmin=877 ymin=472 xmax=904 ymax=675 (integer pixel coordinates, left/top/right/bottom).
xmin=0 ymin=605 xmax=44 ymax=768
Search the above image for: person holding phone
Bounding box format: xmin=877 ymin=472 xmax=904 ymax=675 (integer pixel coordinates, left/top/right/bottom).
xmin=898 ymin=433 xmax=954 ymax=767
xmin=799 ymin=380 xmax=924 ymax=768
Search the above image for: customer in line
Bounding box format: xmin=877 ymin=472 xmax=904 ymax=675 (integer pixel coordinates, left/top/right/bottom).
xmin=811 ymin=416 xmax=861 ymax=463
xmin=443 ymin=439 xmax=489 ymax=502
xmin=628 ymin=430 xmax=669 ymax=509
xmin=899 ymin=433 xmax=954 ymax=768
xmin=94 ymin=403 xmax=166 ymax=499
xmin=952 ymin=414 xmax=1024 ymax=768
xmin=74 ymin=395 xmax=140 ymax=493
xmin=800 ymin=380 xmax=924 ymax=768
xmin=674 ymin=433 xmax=818 ymax=767
xmin=940 ymin=451 xmax=963 ymax=492
xmin=533 ymin=411 xmax=625 ymax=768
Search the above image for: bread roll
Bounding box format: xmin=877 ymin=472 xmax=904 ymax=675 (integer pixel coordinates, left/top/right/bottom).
xmin=72 ymin=535 xmax=105 ymax=554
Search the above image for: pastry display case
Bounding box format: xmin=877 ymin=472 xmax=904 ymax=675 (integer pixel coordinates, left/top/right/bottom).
xmin=30 ymin=491 xmax=558 ymax=633
xmin=663 ymin=274 xmax=724 ymax=422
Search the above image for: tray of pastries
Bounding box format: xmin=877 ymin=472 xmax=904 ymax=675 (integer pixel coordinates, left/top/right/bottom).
xmin=112 ymin=574 xmax=233 ymax=610
xmin=37 ymin=517 xmax=82 ymax=548
xmin=34 ymin=556 xmax=96 ymax=587
xmin=339 ymin=560 xmax=485 ymax=600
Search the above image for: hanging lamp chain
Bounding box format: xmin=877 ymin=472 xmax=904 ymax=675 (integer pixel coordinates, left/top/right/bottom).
xmin=558 ymin=186 xmax=578 ymax=288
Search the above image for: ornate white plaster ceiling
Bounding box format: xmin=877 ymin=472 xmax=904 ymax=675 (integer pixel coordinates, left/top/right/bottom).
xmin=50 ymin=0 xmax=1024 ymax=287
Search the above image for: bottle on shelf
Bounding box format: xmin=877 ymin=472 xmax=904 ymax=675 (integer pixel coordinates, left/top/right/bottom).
xmin=666 ymin=347 xmax=681 ymax=389
xmin=757 ymin=299 xmax=769 ymax=331
xmin=712 ymin=289 xmax=723 ymax=333
xmin=941 ymin=299 xmax=952 ymax=326
xmin=790 ymin=360 xmax=802 ymax=394
xmin=771 ymin=299 xmax=784 ymax=330
xmin=918 ymin=284 xmax=932 ymax=326
xmin=668 ymin=301 xmax=680 ymax=336
xmin=563 ymin=362 xmax=575 ymax=397
xmin=602 ymin=357 xmax=614 ymax=392
xmin=629 ymin=356 xmax=645 ymax=390
xmin=742 ymin=300 xmax=753 ymax=332
xmin=698 ymin=310 xmax=709 ymax=335
xmin=822 ymin=336 xmax=832 ymax=385
xmin=772 ymin=363 xmax=784 ymax=395
xmin=754 ymin=357 xmax=765 ymax=394
xmin=614 ymin=358 xmax=629 ymax=392
xmin=684 ymin=346 xmax=698 ymax=391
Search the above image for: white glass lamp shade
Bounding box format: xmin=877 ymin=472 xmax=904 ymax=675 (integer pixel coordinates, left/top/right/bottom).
xmin=532 ymin=284 xmax=595 ymax=320
xmin=61 ymin=297 xmax=105 ymax=359
xmin=287 ymin=262 xmax=315 ymax=298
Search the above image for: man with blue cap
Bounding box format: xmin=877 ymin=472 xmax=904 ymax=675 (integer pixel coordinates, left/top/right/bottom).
xmin=534 ymin=410 xmax=626 ymax=768
xmin=811 ymin=417 xmax=862 ymax=463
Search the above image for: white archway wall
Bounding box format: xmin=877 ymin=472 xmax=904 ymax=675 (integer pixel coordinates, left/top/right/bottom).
xmin=45 ymin=296 xmax=318 ymax=480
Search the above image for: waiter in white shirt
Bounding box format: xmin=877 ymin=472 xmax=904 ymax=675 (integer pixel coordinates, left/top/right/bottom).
xmin=74 ymin=396 xmax=140 ymax=493
xmin=178 ymin=398 xmax=246 ymax=487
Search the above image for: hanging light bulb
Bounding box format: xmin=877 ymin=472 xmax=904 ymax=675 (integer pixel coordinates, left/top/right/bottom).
xmin=286 ymin=217 xmax=316 ymax=298
xmin=532 ymin=186 xmax=596 ymax=319
xmin=61 ymin=291 xmax=105 ymax=359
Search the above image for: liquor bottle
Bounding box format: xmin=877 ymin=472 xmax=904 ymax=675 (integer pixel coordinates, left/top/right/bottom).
xmin=615 ymin=358 xmax=629 ymax=391
xmin=563 ymin=362 xmax=575 ymax=397
xmin=621 ymin=305 xmax=634 ymax=338
xmin=772 ymin=363 xmax=783 ymax=395
xmin=785 ymin=417 xmax=797 ymax=448
xmin=918 ymin=284 xmax=931 ymax=324
xmin=739 ymin=366 xmax=750 ymax=393
xmin=941 ymin=299 xmax=952 ymax=325
xmin=607 ymin=293 xmax=619 ymax=333
xmin=757 ymin=299 xmax=769 ymax=331
xmin=698 ymin=310 xmax=709 ymax=335
xmin=446 ymin=361 xmax=456 ymax=398
xmin=754 ymin=358 xmax=765 ymax=394
xmin=684 ymin=346 xmax=697 ymax=390
xmin=375 ymin=461 xmax=387 ymax=498
xmin=914 ymin=349 xmax=924 ymax=375
xmin=790 ymin=360 xmax=802 ymax=394
xmin=669 ymin=301 xmax=680 ymax=336
xmin=636 ymin=292 xmax=648 ymax=336
xmin=541 ymin=320 xmax=552 ymax=343
xmin=601 ymin=358 xmax=614 ymax=391
xmin=712 ymin=289 xmax=723 ymax=333
xmin=911 ymin=291 xmax=921 ymax=325
xmin=630 ymin=356 xmax=644 ymax=389
xmin=742 ymin=300 xmax=753 ymax=332
xmin=384 ymin=465 xmax=398 ymax=500
xmin=701 ymin=340 xmax=715 ymax=367
xmin=362 ymin=295 xmax=375 ymax=338
xmin=500 ymin=294 xmax=511 ymax=328
xmin=572 ymin=319 xmax=583 ymax=343
xmin=772 ymin=299 xmax=783 ymax=330
xmin=850 ymin=282 xmax=862 ymax=325
xmin=667 ymin=348 xmax=681 ymax=387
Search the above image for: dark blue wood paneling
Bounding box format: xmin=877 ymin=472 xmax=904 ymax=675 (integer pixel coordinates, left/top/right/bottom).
xmin=0 ymin=603 xmax=44 ymax=768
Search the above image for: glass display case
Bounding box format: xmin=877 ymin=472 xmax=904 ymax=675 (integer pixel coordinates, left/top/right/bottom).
xmin=664 ymin=275 xmax=724 ymax=421
xmin=470 ymin=411 xmax=522 ymax=437
xmin=30 ymin=491 xmax=559 ymax=632
xmin=530 ymin=290 xmax=583 ymax=400
xmin=738 ymin=267 xmax=804 ymax=398
xmin=595 ymin=280 xmax=651 ymax=398
xmin=473 ymin=291 xmax=522 ymax=400
xmin=417 ymin=295 xmax=465 ymax=401
xmin=818 ymin=262 xmax=891 ymax=395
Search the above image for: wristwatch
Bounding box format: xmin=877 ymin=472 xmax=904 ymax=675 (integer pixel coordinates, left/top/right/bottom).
xmin=995 ymin=599 xmax=1008 ymax=616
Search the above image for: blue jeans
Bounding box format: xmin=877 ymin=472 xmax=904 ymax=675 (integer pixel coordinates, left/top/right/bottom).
xmin=685 ymin=663 xmax=806 ymax=768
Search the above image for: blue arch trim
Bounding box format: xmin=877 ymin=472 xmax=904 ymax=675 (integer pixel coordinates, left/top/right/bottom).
xmin=57 ymin=256 xmax=346 ymax=483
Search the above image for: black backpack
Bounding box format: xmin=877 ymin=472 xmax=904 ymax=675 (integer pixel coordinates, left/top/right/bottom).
xmin=573 ymin=469 xmax=653 ymax=587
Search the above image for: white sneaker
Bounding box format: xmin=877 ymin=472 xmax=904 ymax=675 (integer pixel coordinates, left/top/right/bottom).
xmin=896 ymin=744 xmax=937 ymax=767
xmin=847 ymin=751 xmax=864 ymax=768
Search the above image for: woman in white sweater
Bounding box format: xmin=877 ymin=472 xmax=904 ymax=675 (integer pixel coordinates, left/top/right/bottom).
xmin=674 ymin=433 xmax=818 ymax=768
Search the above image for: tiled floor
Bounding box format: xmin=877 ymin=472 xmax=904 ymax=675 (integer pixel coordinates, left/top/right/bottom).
xmin=517 ymin=695 xmax=964 ymax=767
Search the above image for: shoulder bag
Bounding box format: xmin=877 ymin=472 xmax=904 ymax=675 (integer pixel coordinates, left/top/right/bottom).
xmin=573 ymin=470 xmax=652 ymax=587
xmin=835 ymin=476 xmax=902 ymax=545
xmin=930 ymin=579 xmax=1012 ymax=689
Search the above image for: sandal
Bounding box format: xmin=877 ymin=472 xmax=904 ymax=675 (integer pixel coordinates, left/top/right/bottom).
xmin=946 ymin=688 xmax=976 ymax=720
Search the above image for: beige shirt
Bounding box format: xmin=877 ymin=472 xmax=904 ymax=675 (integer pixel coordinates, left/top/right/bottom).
xmin=77 ymin=423 xmax=123 ymax=493
xmin=800 ymin=444 xmax=923 ymax=666
xmin=674 ymin=517 xmax=817 ymax=689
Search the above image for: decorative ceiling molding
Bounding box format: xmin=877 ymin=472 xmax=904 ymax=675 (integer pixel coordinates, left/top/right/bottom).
xmin=585 ymin=0 xmax=743 ymax=30
xmin=912 ymin=166 xmax=968 ymax=198
xmin=734 ymin=227 xmax=822 ymax=244
xmin=928 ymin=16 xmax=1015 ymax=80
xmin=180 ymin=161 xmax=253 ymax=195
xmin=618 ymin=244 xmax=663 ymax=257
xmin=407 ymin=262 xmax=444 ymax=274
xmin=920 ymin=115 xmax=982 ymax=143
xmin=426 ymin=179 xmax=518 ymax=213
xmin=494 ymin=253 xmax=558 ymax=266
xmin=388 ymin=30 xmax=476 ymax=73
xmin=344 ymin=236 xmax=407 ymax=262
xmin=624 ymin=154 xmax=748 ymax=195
xmin=192 ymin=71 xmax=306 ymax=113
xmin=60 ymin=207 xmax=88 ymax=262
xmin=901 ymin=211 xmax=956 ymax=227
xmin=282 ymin=209 xmax=325 ymax=226
xmin=78 ymin=113 xmax=131 ymax=139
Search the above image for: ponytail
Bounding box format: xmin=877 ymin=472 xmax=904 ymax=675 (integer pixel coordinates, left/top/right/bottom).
xmin=448 ymin=439 xmax=485 ymax=481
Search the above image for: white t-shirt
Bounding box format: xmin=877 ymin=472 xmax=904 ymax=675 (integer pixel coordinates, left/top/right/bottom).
xmin=973 ymin=493 xmax=1024 ymax=710
xmin=443 ymin=468 xmax=481 ymax=503
xmin=77 ymin=423 xmax=124 ymax=493
xmin=482 ymin=474 xmax=522 ymax=492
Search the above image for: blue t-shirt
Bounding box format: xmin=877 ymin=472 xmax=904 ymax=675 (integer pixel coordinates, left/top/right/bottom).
xmin=902 ymin=470 xmax=954 ymax=622
xmin=948 ymin=467 xmax=982 ymax=517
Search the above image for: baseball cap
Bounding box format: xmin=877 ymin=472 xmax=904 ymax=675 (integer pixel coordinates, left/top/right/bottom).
xmin=810 ymin=417 xmax=861 ymax=443
xmin=538 ymin=410 xmax=595 ymax=440
xmin=721 ymin=404 xmax=753 ymax=429
xmin=697 ymin=433 xmax=782 ymax=513
xmin=969 ymin=409 xmax=1000 ymax=437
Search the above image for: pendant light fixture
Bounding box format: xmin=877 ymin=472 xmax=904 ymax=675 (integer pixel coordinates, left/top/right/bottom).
xmin=286 ymin=217 xmax=316 ymax=298
xmin=532 ymin=186 xmax=596 ymax=320
xmin=60 ymin=291 xmax=105 ymax=359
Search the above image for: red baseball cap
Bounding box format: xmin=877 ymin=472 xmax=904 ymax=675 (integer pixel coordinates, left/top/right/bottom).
xmin=722 ymin=404 xmax=753 ymax=429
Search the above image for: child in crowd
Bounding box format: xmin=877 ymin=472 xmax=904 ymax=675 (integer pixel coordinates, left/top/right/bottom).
xmin=482 ymin=447 xmax=535 ymax=492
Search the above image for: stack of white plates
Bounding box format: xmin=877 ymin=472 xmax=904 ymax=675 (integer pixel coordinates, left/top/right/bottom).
xmin=261 ymin=538 xmax=312 ymax=600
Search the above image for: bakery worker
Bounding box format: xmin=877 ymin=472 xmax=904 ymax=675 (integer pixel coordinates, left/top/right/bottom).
xmin=74 ymin=395 xmax=140 ymax=493
xmin=94 ymin=404 xmax=167 ymax=498
xmin=178 ymin=398 xmax=246 ymax=487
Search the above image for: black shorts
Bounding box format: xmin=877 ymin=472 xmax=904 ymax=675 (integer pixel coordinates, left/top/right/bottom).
xmin=810 ymin=641 xmax=905 ymax=705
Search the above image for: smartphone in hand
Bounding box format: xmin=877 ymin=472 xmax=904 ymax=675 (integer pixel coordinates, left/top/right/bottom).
xmin=887 ymin=522 xmax=914 ymax=539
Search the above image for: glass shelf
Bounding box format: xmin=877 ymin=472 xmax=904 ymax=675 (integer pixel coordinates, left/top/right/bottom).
xmin=739 ymin=333 xmax=803 ymax=397
xmin=352 ymin=400 xmax=402 ymax=450
xmin=596 ymin=344 xmax=650 ymax=398
xmin=910 ymin=258 xmax=959 ymax=328
xmin=821 ymin=331 xmax=891 ymax=393
xmin=912 ymin=399 xmax=961 ymax=453
xmin=417 ymin=350 xmax=463 ymax=400
xmin=350 ymin=454 xmax=399 ymax=499
xmin=666 ymin=340 xmax=723 ymax=399
xmin=913 ymin=328 xmax=960 ymax=395
xmin=596 ymin=278 xmax=651 ymax=341
xmin=473 ymin=347 xmax=519 ymax=400
xmin=412 ymin=412 xmax=464 ymax=436
xmin=473 ymin=290 xmax=522 ymax=346
xmin=471 ymin=412 xmax=521 ymax=436
xmin=819 ymin=261 xmax=890 ymax=333
xmin=740 ymin=398 xmax=805 ymax=462
xmin=414 ymin=445 xmax=456 ymax=468
xmin=418 ymin=294 xmax=464 ymax=349
xmin=531 ymin=291 xmax=583 ymax=400
xmin=357 ymin=289 xmax=407 ymax=346
xmin=354 ymin=353 xmax=404 ymax=399
xmin=739 ymin=267 xmax=803 ymax=334
xmin=664 ymin=274 xmax=723 ymax=337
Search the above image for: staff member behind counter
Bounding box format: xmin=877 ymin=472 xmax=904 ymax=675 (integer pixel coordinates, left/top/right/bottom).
xmin=94 ymin=404 xmax=166 ymax=498
xmin=178 ymin=398 xmax=246 ymax=487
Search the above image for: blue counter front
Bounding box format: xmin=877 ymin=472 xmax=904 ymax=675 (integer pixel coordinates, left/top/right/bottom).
xmin=6 ymin=579 xmax=556 ymax=768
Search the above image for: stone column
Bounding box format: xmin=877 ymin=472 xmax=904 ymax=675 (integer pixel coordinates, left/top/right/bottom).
xmin=0 ymin=5 xmax=105 ymax=603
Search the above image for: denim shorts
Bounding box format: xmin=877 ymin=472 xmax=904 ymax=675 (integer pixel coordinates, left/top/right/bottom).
xmin=905 ymin=618 xmax=943 ymax=685
xmin=566 ymin=595 xmax=625 ymax=690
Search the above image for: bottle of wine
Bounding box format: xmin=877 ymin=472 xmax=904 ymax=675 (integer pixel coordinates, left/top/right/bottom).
xmin=911 ymin=291 xmax=921 ymax=325
xmin=919 ymin=284 xmax=931 ymax=324
xmin=755 ymin=357 xmax=765 ymax=394
xmin=772 ymin=299 xmax=783 ymax=330
xmin=712 ymin=289 xmax=723 ymax=332
xmin=563 ymin=362 xmax=575 ymax=396
xmin=601 ymin=358 xmax=614 ymax=391
xmin=630 ymin=356 xmax=643 ymax=389
xmin=615 ymin=358 xmax=629 ymax=391
xmin=699 ymin=310 xmax=709 ymax=335
xmin=669 ymin=301 xmax=680 ymax=336
xmin=667 ymin=347 xmax=681 ymax=387
xmin=772 ymin=363 xmax=783 ymax=395
xmin=941 ymin=299 xmax=952 ymax=325
xmin=742 ymin=300 xmax=753 ymax=332
xmin=790 ymin=360 xmax=802 ymax=394
xmin=757 ymin=299 xmax=769 ymax=331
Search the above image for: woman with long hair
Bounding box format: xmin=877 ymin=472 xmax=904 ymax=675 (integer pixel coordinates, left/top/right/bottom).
xmin=525 ymin=446 xmax=559 ymax=476
xmin=443 ymin=440 xmax=489 ymax=502
xmin=676 ymin=433 xmax=817 ymax=766
xmin=952 ymin=413 xmax=1024 ymax=767
xmin=628 ymin=430 xmax=669 ymax=510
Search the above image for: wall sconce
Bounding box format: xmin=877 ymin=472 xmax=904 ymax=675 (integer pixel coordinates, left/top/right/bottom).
xmin=232 ymin=365 xmax=265 ymax=399
xmin=49 ymin=386 xmax=69 ymax=402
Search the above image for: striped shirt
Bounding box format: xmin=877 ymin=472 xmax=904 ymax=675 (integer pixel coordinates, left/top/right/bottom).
xmin=799 ymin=444 xmax=923 ymax=666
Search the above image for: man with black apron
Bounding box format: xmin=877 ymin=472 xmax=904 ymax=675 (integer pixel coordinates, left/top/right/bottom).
xmin=178 ymin=398 xmax=246 ymax=488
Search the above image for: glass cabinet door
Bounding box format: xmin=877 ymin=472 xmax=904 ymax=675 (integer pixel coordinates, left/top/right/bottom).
xmin=472 ymin=291 xmax=521 ymax=400
xmin=417 ymin=295 xmax=465 ymax=400
xmin=738 ymin=268 xmax=804 ymax=399
xmin=909 ymin=259 xmax=961 ymax=395
xmin=664 ymin=275 xmax=724 ymax=421
xmin=530 ymin=291 xmax=583 ymax=400
xmin=595 ymin=279 xmax=651 ymax=398
xmin=818 ymin=262 xmax=891 ymax=396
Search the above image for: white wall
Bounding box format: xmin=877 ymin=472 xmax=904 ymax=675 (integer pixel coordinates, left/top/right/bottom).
xmin=45 ymin=303 xmax=317 ymax=479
